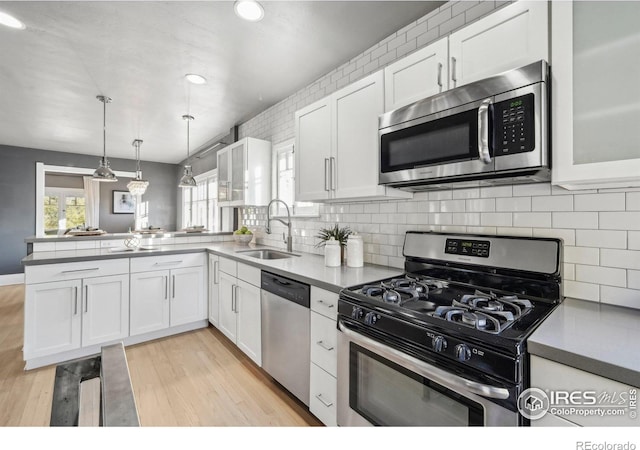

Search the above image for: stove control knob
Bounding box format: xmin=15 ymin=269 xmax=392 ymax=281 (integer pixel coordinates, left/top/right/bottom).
xmin=364 ymin=312 xmax=378 ymax=325
xmin=454 ymin=344 xmax=471 ymax=362
xmin=351 ymin=307 xmax=364 ymax=320
xmin=431 ymin=336 xmax=447 ymax=353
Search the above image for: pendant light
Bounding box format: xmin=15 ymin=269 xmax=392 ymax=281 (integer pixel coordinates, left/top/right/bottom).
xmin=127 ymin=139 xmax=149 ymax=195
xmin=93 ymin=95 xmax=117 ymax=182
xmin=179 ymin=114 xmax=197 ymax=189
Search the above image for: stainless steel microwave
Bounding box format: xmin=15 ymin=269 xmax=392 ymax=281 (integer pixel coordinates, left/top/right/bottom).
xmin=379 ymin=60 xmax=550 ymax=191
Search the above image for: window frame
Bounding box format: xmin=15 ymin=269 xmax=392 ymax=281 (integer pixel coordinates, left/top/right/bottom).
xmin=181 ymin=168 xmax=232 ymax=232
xmin=271 ymin=138 xmax=319 ymax=218
xmin=44 ymin=187 xmax=86 ymax=232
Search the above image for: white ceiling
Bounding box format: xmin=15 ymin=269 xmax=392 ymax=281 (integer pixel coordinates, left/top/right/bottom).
xmin=0 ymin=1 xmax=443 ymax=164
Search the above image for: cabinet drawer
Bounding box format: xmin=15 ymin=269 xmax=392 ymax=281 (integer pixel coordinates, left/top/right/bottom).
xmin=218 ymin=256 xmax=237 ymax=276
xmin=26 ymin=258 xmax=129 ymax=284
xmin=310 ymin=286 xmax=338 ymax=320
xmin=130 ymin=253 xmax=205 ymax=273
xmin=310 ymin=311 xmax=337 ymax=376
xmin=237 ymin=262 xmax=260 ymax=287
xmin=309 ymin=363 xmax=337 ymax=427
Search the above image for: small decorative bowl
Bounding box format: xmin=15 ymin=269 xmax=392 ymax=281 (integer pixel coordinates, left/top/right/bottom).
xmin=233 ymin=234 xmax=253 ymax=245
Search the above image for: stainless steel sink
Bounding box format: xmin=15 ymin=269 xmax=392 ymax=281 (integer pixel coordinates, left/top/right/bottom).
xmin=235 ymin=249 xmax=300 ymax=260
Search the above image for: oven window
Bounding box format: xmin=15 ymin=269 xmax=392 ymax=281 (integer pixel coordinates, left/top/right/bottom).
xmin=350 ymin=343 xmax=483 ymax=426
xmin=380 ymin=109 xmax=478 ymax=173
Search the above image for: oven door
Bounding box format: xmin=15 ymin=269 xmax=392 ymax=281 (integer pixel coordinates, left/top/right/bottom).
xmin=379 ymin=97 xmax=495 ymax=186
xmin=337 ymin=320 xmax=519 ymax=426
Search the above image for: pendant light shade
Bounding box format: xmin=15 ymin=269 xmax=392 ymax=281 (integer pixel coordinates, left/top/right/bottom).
xmin=93 ymin=95 xmax=117 ymax=182
xmin=179 ymin=115 xmax=197 ymax=189
xmin=127 ymin=139 xmax=149 ymax=195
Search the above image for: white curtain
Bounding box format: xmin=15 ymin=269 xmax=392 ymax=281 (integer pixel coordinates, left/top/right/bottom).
xmin=83 ymin=176 xmax=100 ymax=228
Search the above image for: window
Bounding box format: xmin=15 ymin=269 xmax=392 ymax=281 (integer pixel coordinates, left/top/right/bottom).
xmin=181 ymin=169 xmax=220 ymax=231
xmin=44 ymin=188 xmax=86 ymax=234
xmin=273 ymin=139 xmax=319 ymax=217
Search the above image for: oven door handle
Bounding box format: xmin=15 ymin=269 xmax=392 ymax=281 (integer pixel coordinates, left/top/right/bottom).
xmin=338 ymin=321 xmax=510 ymax=400
xmin=478 ymin=98 xmax=492 ymax=164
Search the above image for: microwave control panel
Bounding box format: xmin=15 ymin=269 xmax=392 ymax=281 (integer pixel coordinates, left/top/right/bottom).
xmin=445 ymin=239 xmax=490 ymax=258
xmin=493 ymin=93 xmax=535 ymax=156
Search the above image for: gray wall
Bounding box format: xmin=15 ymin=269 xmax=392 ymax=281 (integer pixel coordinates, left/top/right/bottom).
xmin=0 ymin=144 xmax=179 ymax=274
xmin=99 ymin=179 xmax=137 ymax=233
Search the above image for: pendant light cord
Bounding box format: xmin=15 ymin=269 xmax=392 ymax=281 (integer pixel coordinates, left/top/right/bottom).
xmin=102 ymin=98 xmax=107 ymax=161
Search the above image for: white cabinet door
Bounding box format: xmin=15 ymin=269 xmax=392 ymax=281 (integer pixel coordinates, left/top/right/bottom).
xmin=309 ymin=363 xmax=337 ymax=427
xmin=82 ymin=274 xmax=129 ymax=347
xmin=449 ymin=1 xmax=548 ymax=88
xmin=229 ymin=140 xmax=246 ymax=205
xmin=333 ymin=71 xmax=385 ymax=200
xmin=218 ymin=271 xmax=237 ymax=342
xmin=130 ymin=270 xmax=170 ymax=336
xmin=217 ymin=147 xmax=231 ymax=202
xmin=552 ymin=1 xmax=640 ymax=189
xmin=295 ymin=97 xmax=332 ymax=201
xmin=235 ymin=279 xmax=262 ymax=366
xmin=24 ymin=279 xmax=81 ymax=359
xmin=170 ymin=266 xmax=206 ymax=327
xmin=208 ymin=254 xmax=220 ymax=327
xmin=384 ymin=38 xmax=448 ymax=111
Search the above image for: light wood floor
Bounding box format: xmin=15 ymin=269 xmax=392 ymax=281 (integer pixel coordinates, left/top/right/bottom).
xmin=0 ymin=284 xmax=322 ymax=426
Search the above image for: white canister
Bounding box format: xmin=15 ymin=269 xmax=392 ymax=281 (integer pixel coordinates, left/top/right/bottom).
xmin=324 ymin=237 xmax=341 ymax=267
xmin=347 ymin=233 xmax=364 ymax=268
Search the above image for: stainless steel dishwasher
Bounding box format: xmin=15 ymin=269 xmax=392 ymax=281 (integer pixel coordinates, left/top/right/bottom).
xmin=261 ymin=271 xmax=310 ymax=405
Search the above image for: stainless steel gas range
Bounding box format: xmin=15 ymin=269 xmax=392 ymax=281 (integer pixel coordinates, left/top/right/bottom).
xmin=337 ymin=231 xmax=563 ymax=426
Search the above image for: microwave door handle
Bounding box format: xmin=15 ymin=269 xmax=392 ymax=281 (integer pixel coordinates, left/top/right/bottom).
xmin=478 ymin=98 xmax=493 ymax=164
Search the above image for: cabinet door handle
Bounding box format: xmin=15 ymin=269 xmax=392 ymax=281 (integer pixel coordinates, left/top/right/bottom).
xmin=172 ymin=275 xmax=176 ymax=299
xmin=316 ymin=340 xmax=334 ymax=352
xmin=164 ymin=276 xmax=168 ymax=300
xmin=330 ymin=156 xmax=336 ymax=191
xmin=315 ymin=394 xmax=333 ymax=408
xmin=437 ymin=62 xmax=443 ymax=89
xmin=214 ymin=261 xmax=219 ymax=284
xmin=62 ymin=267 xmax=99 ymax=274
xmin=84 ymin=285 xmax=88 ymax=313
xmin=317 ymin=300 xmax=334 ymax=309
xmin=451 ymin=57 xmax=457 ymax=84
xmin=324 ymin=158 xmax=330 ymax=192
xmin=233 ymin=285 xmax=239 ymax=313
xmin=74 ymin=287 xmax=78 ymax=315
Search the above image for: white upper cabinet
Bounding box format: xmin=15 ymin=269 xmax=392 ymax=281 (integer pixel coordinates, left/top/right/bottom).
xmin=552 ymin=1 xmax=640 ymax=189
xmin=449 ymin=1 xmax=548 ymax=88
xmin=384 ymin=37 xmax=448 ymax=112
xmin=295 ymin=97 xmax=332 ymax=201
xmin=295 ymin=71 xmax=412 ymax=202
xmin=217 ymin=137 xmax=272 ymax=206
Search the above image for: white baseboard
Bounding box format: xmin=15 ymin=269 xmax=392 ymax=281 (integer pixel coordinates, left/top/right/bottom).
xmin=0 ymin=273 xmax=24 ymax=286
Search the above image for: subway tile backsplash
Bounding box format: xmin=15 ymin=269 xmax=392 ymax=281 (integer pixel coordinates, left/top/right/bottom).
xmin=236 ymin=0 xmax=640 ymax=309
xmin=242 ymin=184 xmax=640 ymax=309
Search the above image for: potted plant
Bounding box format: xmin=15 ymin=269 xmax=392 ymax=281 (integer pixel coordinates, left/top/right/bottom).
xmin=315 ymin=224 xmax=352 ymax=264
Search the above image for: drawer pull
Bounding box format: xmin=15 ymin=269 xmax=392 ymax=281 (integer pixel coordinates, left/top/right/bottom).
xmin=317 ymin=300 xmax=334 ymax=308
xmin=315 ymin=394 xmax=333 ymax=408
xmin=316 ymin=340 xmax=334 ymax=352
xmin=61 ymin=267 xmax=99 ymax=274
xmin=154 ymin=260 xmax=183 ymax=266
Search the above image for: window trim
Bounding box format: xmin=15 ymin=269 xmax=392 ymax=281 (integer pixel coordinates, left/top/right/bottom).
xmin=44 ymin=187 xmax=86 ymax=232
xmin=181 ymin=168 xmax=233 ymax=232
xmin=271 ymin=138 xmax=319 ymax=218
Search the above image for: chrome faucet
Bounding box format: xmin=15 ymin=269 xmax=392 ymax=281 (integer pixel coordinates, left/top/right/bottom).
xmin=266 ymin=199 xmax=293 ymax=253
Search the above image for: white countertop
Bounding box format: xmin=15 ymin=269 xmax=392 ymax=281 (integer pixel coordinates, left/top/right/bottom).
xmin=22 ymin=242 xmax=404 ymax=293
xmin=528 ymin=297 xmax=640 ymax=387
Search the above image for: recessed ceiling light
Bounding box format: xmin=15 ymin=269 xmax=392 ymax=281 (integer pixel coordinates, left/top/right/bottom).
xmin=234 ymin=0 xmax=264 ymax=22
xmin=185 ymin=74 xmax=207 ymax=85
xmin=0 ymin=11 xmax=26 ymax=30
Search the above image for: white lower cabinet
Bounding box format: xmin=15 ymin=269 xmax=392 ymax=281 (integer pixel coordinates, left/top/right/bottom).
xmin=217 ymin=257 xmax=262 ymax=366
xmin=24 ymin=267 xmax=129 ymax=362
xmin=208 ymin=254 xmax=220 ymax=327
xmin=130 ymin=258 xmax=206 ymax=336
xmin=530 ymin=355 xmax=639 ymax=427
xmin=309 ymin=286 xmax=339 ymax=426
